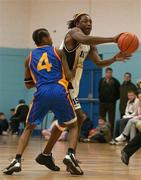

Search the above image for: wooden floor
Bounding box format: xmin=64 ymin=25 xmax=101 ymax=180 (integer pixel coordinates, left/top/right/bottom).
xmin=0 ymin=136 xmax=141 ymax=180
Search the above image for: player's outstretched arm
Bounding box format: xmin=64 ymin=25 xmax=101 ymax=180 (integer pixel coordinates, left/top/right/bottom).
xmin=24 ymin=56 xmax=35 ymax=89
xmin=88 ymin=45 xmax=131 ymax=67
xmin=70 ymin=28 xmax=120 ymax=45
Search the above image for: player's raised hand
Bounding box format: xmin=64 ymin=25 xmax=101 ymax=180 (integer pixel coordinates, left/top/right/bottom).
xmin=112 ymin=33 xmax=124 ymax=43
xmin=113 ymin=52 xmax=132 ymax=62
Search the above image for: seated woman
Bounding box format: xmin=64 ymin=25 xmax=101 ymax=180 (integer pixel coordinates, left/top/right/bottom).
xmin=115 ymin=92 xmax=141 ymax=142
xmin=114 ymin=90 xmax=139 ymax=138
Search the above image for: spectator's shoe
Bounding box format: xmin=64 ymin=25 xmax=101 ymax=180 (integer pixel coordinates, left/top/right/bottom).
xmin=121 ymin=150 xmax=129 ymax=165
xmin=82 ymin=138 xmax=91 ymax=143
xmin=109 ymin=139 xmax=116 ymax=145
xmin=115 ymin=134 xmax=126 ymax=142
xmin=2 ymin=159 xmax=21 ymax=175
xmin=35 ymin=153 xmax=60 ymax=171
xmin=12 ymin=132 xmax=18 ymax=136
xmin=2 ymin=131 xmax=9 ymax=136
xmin=115 ymin=141 xmax=125 ymax=145
xmin=63 ymin=153 xmax=84 ymax=175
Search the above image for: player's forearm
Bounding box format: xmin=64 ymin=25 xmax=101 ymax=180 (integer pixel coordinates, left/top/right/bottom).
xmin=87 ymin=36 xmax=114 ymax=45
xmin=76 ymin=35 xmax=114 ymax=45
xmin=94 ymin=57 xmax=116 ymax=67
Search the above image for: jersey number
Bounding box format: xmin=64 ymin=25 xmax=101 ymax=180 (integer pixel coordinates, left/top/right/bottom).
xmin=37 ymin=52 xmax=52 ymax=72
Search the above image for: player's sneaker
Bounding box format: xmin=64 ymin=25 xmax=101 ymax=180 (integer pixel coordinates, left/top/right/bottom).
xmin=2 ymin=159 xmax=21 ymax=175
xmin=63 ymin=153 xmax=83 ymax=175
xmin=76 ymin=159 xmax=82 ymax=164
xmin=66 ymin=159 xmax=82 ymax=172
xmin=35 ymin=153 xmax=60 ymax=171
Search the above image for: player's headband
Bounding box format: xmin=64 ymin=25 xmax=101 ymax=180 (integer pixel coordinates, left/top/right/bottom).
xmin=74 ymin=12 xmax=89 ymax=22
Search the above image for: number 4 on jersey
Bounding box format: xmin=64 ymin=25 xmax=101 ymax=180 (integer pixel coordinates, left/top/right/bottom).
xmin=37 ymin=52 xmax=52 ymax=72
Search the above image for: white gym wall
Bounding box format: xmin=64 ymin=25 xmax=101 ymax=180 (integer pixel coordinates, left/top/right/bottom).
xmin=0 ymin=0 xmax=141 ymax=48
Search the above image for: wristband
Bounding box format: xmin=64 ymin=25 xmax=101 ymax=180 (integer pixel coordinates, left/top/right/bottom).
xmin=24 ymin=78 xmax=33 ymax=83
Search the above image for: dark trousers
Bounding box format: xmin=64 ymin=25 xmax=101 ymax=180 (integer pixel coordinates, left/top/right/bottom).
xmin=0 ymin=121 xmax=9 ymax=135
xmin=123 ymin=132 xmax=141 ymax=157
xmin=113 ymin=119 xmax=120 ymax=138
xmin=99 ymin=102 xmax=116 ymax=136
xmin=0 ymin=124 xmax=3 ymax=135
xmin=10 ymin=118 xmax=20 ymax=134
xmin=90 ymin=133 xmax=106 ymax=143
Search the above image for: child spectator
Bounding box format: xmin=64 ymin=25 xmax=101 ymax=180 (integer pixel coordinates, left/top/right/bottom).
xmin=89 ymin=118 xmax=111 ymax=143
xmin=81 ymin=118 xmax=111 ymax=143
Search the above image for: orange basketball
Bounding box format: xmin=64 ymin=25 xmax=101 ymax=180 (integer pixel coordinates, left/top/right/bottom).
xmin=118 ymin=32 xmax=139 ymax=54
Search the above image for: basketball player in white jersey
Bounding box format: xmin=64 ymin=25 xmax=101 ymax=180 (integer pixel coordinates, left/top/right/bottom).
xmin=60 ymin=13 xmax=131 ymax=152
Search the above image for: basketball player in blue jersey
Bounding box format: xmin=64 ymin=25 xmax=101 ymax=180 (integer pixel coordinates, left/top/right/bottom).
xmin=3 ymin=28 xmax=83 ymax=175
xmin=60 ymin=13 xmax=131 ymax=152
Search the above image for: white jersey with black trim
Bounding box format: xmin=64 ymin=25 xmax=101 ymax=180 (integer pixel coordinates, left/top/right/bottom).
xmin=71 ymin=44 xmax=90 ymax=97
xmin=60 ymin=41 xmax=90 ymax=97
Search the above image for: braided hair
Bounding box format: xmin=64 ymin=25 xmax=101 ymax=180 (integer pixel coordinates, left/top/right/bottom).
xmin=32 ymin=28 xmax=50 ymax=45
xmin=67 ymin=13 xmax=89 ymax=29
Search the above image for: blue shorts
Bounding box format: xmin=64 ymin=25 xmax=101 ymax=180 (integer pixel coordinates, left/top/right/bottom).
xmin=26 ymin=84 xmax=76 ymax=126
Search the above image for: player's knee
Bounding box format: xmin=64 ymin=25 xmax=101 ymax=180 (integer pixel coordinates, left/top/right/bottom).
xmin=55 ymin=121 xmax=66 ymax=132
xmin=76 ymin=109 xmax=86 ymax=123
xmin=68 ymin=121 xmax=78 ymax=129
xmin=56 ymin=116 xmax=77 ymax=131
xmin=64 ymin=116 xmax=77 ymax=129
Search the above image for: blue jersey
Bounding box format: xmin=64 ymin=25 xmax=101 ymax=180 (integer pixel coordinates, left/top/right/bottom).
xmin=26 ymin=46 xmax=76 ymax=126
xmin=29 ymin=45 xmax=68 ymax=89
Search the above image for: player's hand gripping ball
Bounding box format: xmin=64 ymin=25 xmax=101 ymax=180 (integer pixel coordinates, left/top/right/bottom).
xmin=118 ymin=32 xmax=139 ymax=54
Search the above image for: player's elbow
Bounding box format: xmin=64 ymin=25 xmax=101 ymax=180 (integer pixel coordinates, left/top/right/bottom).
xmin=97 ymin=64 xmax=105 ymax=68
xmin=25 ymin=84 xmax=32 ymax=89
xmin=25 ymin=83 xmax=35 ymax=89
